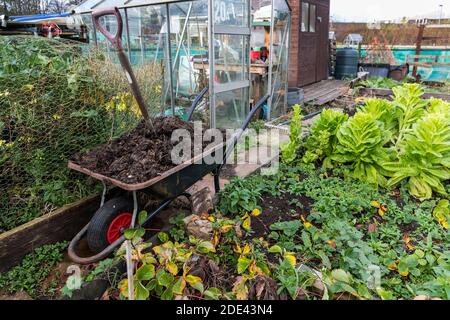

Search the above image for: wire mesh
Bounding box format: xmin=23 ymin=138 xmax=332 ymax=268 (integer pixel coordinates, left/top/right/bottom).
xmin=0 ymin=36 xmax=162 ymax=233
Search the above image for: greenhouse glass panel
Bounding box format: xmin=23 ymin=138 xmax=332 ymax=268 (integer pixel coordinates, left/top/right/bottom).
xmin=215 ymin=87 xmax=249 ymax=128
xmin=213 ymin=34 xmax=250 ymax=85
xmin=268 ymin=0 xmax=290 ymax=119
xmin=76 ymin=0 xmax=289 ymax=129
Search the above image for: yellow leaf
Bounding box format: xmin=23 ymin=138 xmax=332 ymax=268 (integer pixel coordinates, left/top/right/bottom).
xmin=212 ymin=232 xmax=220 ymax=247
xmin=242 ymin=244 xmax=251 ymax=255
xmin=220 ymin=224 xmax=233 ymax=233
xmin=388 ymin=261 xmax=397 ymax=271
xmin=207 ymin=216 xmax=215 ymax=222
xmin=378 ymin=208 xmax=385 ymax=217
xmin=185 ymin=274 xmax=202 ymax=286
xmin=166 ymin=261 xmax=178 ymax=275
xmin=304 ymin=221 xmax=312 ymax=229
xmin=371 ymin=200 xmax=381 ymax=208
xmin=251 ymin=208 xmax=261 ymax=217
xmin=285 ymin=254 xmax=297 ymax=267
xmin=242 ymin=216 xmax=251 ymax=231
xmin=403 ymin=235 xmax=415 ymax=251
xmin=399 ymin=270 xmax=409 ymax=277
xmin=234 ymin=244 xmax=242 ymax=253
xmin=232 ymin=276 xmax=248 ymax=300
xmin=118 ymin=279 xmax=128 ymax=295
xmin=325 ymin=240 xmax=336 ymax=248
xmin=153 ymin=245 xmax=162 ymax=254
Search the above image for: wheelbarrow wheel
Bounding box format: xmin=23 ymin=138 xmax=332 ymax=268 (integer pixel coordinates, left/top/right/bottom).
xmin=87 ymin=196 xmax=135 ymax=253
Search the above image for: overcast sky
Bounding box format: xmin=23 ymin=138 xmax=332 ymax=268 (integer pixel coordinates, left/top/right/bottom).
xmin=330 ymin=0 xmax=449 ymax=22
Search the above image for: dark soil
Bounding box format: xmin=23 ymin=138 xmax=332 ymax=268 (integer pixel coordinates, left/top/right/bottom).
xmin=399 ymin=221 xmax=419 ymax=234
xmin=251 ymin=192 xmax=313 ymax=239
xmin=71 ymin=117 xmax=208 ymax=184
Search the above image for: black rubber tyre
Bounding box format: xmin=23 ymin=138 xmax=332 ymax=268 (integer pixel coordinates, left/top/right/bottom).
xmin=87 ymin=196 xmax=135 ymax=254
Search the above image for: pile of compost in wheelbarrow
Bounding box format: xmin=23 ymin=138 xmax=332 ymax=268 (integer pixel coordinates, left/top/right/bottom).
xmin=71 ymin=117 xmax=210 ymax=184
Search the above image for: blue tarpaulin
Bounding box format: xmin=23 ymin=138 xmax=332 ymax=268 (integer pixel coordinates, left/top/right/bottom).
xmin=9 ymin=12 xmax=72 ymax=23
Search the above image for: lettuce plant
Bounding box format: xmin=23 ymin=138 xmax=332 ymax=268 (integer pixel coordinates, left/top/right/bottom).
xmin=384 ymin=114 xmax=450 ymax=200
xmin=427 ymin=98 xmax=450 ymax=123
xmin=358 ymin=98 xmax=397 ymax=137
xmin=391 ymin=84 xmax=428 ymax=149
xmin=332 ymin=112 xmax=392 ymax=186
xmin=303 ymin=109 xmax=348 ymax=167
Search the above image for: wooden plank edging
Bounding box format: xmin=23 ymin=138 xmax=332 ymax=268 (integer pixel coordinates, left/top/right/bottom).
xmin=359 ymin=88 xmax=450 ymax=101
xmin=0 ymin=193 xmax=102 ymax=273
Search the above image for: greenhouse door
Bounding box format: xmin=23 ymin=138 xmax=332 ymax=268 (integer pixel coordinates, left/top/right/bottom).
xmin=208 ymin=0 xmax=251 ymax=128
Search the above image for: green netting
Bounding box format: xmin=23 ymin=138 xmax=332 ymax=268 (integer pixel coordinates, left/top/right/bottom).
xmin=0 ymin=36 xmax=162 ymax=232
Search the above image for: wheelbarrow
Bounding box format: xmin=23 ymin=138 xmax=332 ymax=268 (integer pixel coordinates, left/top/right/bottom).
xmin=68 ymin=7 xmax=269 ymax=264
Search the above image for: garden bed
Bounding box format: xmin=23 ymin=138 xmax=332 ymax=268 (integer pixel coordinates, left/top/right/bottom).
xmin=87 ymin=82 xmax=449 ymax=301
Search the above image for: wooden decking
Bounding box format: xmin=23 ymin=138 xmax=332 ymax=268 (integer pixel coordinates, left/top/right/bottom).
xmin=303 ymin=80 xmax=350 ymax=105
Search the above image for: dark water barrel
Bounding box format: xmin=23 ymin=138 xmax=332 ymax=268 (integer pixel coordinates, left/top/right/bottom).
xmin=287 ymin=87 xmax=304 ymax=106
xmin=335 ymin=48 xmax=359 ymax=79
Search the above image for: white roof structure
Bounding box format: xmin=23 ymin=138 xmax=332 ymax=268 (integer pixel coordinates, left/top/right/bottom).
xmin=344 ymin=33 xmax=363 ymax=46
xmin=75 ymin=0 xmax=194 ymax=14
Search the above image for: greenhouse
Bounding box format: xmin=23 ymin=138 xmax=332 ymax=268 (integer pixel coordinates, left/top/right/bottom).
xmin=75 ymin=0 xmax=291 ymax=128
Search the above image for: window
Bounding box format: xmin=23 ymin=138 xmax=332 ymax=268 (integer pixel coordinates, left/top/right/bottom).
xmin=301 ymin=2 xmax=309 ymax=32
xmin=301 ymin=2 xmax=317 ymax=33
xmin=309 ymin=4 xmax=316 ymax=32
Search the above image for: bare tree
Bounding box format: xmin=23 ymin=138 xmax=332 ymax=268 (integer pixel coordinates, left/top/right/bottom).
xmin=1 ymin=0 xmax=85 ymax=15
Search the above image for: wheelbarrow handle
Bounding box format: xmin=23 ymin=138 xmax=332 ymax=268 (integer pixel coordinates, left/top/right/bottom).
xmin=92 ymin=7 xmax=123 ymax=49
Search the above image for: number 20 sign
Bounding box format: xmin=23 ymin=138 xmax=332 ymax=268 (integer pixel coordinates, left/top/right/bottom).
xmin=214 ymin=0 xmax=238 ymax=24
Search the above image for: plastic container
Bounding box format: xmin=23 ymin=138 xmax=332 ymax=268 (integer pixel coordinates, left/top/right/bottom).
xmin=359 ymin=63 xmax=391 ymax=78
xmin=389 ymin=65 xmax=409 ymax=81
xmin=287 ymin=87 xmax=304 ymax=106
xmin=335 ymin=48 xmax=359 ymax=79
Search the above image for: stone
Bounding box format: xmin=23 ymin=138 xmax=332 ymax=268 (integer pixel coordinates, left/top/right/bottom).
xmin=190 ymin=187 xmax=214 ymax=215
xmin=184 ymin=214 xmax=213 ymax=240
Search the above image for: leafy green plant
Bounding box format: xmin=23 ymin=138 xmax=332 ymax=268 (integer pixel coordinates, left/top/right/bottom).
xmin=274 ymin=258 xmax=317 ymax=299
xmin=331 ymin=112 xmax=392 ymax=186
xmin=432 ymin=200 xmax=449 ymax=230
xmin=0 ymin=242 xmax=67 ymax=298
xmin=118 ymin=237 xmax=222 ymax=300
xmin=358 ymin=98 xmax=398 ymax=135
xmin=384 ymin=114 xmax=450 ymax=200
xmin=427 ymin=98 xmax=450 ymax=123
xmin=303 ymin=109 xmax=348 ymax=167
xmin=356 ymin=77 xmax=403 ymax=90
xmin=281 ymin=104 xmax=303 ymax=164
xmin=218 ymin=177 xmax=262 ymax=215
xmin=391 ymin=83 xmax=428 ymax=149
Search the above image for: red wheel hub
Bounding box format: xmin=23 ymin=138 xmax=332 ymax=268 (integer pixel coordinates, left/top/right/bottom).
xmin=107 ymin=212 xmax=132 ymax=244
